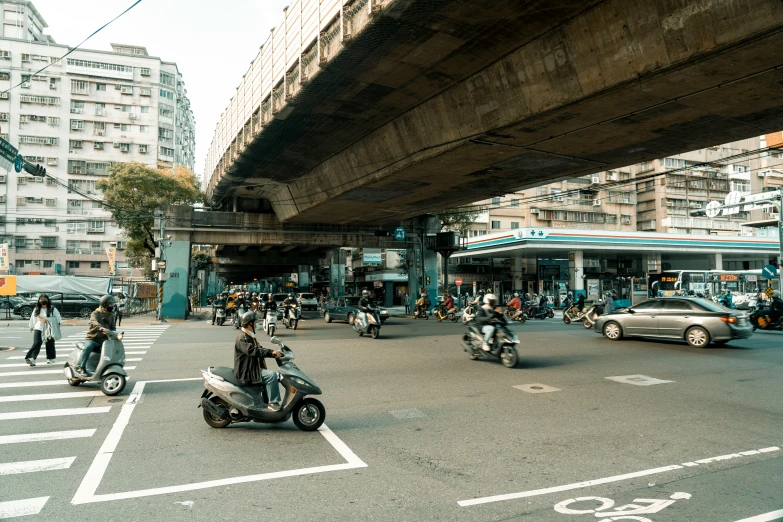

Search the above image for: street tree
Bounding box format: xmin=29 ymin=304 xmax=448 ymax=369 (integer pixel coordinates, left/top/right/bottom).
xmin=97 ymin=163 xmax=203 ymax=276
xmin=437 ymin=205 xmax=482 ymax=236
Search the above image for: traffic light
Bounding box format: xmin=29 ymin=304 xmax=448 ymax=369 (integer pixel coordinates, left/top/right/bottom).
xmin=374 ymin=230 xmax=391 ymax=237
xmin=34 ymin=164 xmax=46 ymax=177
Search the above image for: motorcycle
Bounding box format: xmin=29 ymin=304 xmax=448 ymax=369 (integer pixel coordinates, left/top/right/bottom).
xmin=214 ymin=305 xmax=226 ymax=326
xmin=263 ymin=308 xmax=278 ymax=337
xmin=461 ymin=314 xmax=519 ymax=368
xmin=749 ymin=305 xmax=783 ymax=331
xmin=284 ymin=305 xmax=301 ymax=330
xmin=64 ymin=330 xmax=127 ymax=396
xmin=461 ymin=304 xmax=477 ymax=325
xmin=234 ymin=304 xmax=247 ymax=329
xmin=434 ymin=304 xmax=458 ymax=322
xmin=527 ymin=302 xmax=554 ymax=320
xmin=503 ymin=306 xmax=528 ymax=323
xmin=412 ymin=305 xmax=429 ymax=320
xmin=199 ymin=336 xmax=325 ymax=432
xmin=562 ymin=305 xmax=586 ymax=325
xmin=581 ymin=301 xmax=605 ymax=329
xmin=353 ymin=307 xmax=382 ymax=339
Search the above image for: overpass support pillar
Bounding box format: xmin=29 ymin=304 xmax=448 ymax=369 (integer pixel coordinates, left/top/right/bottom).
xmin=298 ymin=265 xmax=311 ymax=292
xmin=512 ymin=256 xmax=524 ymax=293
xmin=329 ymin=250 xmax=345 ymax=297
xmin=711 ymin=253 xmax=723 ymax=270
xmin=161 ymin=240 xmax=191 ymax=320
xmin=569 ymin=251 xmax=584 ymax=293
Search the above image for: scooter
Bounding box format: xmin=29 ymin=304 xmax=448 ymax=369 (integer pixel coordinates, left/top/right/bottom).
xmin=461 ymin=315 xmax=519 ymax=368
xmin=263 ymin=308 xmax=277 ymax=337
xmin=214 ymin=306 xmax=226 ymax=326
xmin=353 ymin=307 xmax=382 ymax=339
xmin=461 ymin=304 xmax=478 ymax=325
xmin=434 ymin=304 xmax=458 ymax=322
xmin=199 ymin=336 xmax=325 ymax=432
xmin=562 ymin=305 xmax=586 ymax=325
xmin=284 ymin=305 xmax=301 ymax=330
xmin=527 ymin=303 xmax=554 ymax=320
xmin=581 ymin=301 xmax=605 ymax=329
xmin=750 ymin=305 xmax=783 ymax=331
xmin=504 ymin=307 xmax=527 ymax=323
xmin=412 ymin=306 xmax=429 ymax=320
xmin=64 ymin=330 xmax=127 ymax=396
xmin=234 ymin=304 xmax=247 ymax=329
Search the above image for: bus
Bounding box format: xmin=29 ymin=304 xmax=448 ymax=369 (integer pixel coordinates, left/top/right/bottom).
xmin=648 ymin=269 xmax=779 ymax=299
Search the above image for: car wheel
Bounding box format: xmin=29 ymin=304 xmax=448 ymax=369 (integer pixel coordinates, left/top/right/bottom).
xmin=324 ymin=312 xmax=332 ymax=323
xmin=19 ymin=306 xmax=33 ymax=319
xmin=603 ymin=321 xmax=622 ymax=340
xmin=686 ymin=326 xmax=710 ymax=348
xmin=347 ymin=313 xmax=355 ymax=325
xmin=79 ymin=307 xmax=91 ymax=318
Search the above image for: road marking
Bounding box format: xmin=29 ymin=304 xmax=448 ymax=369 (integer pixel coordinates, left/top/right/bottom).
xmin=0 ymin=380 xmax=82 ymax=389
xmin=513 ymin=383 xmax=561 ymax=394
xmin=734 ymin=509 xmax=783 ymax=522
xmin=125 ymin=351 xmax=147 ymax=355
xmin=0 ymin=366 xmax=135 ymax=377
xmin=6 ymin=355 xmax=67 ymax=360
xmin=0 ymin=429 xmax=96 ymax=445
xmin=457 ymin=445 xmax=780 ymax=507
xmin=0 ymin=391 xmax=103 ymax=402
xmin=0 ymin=497 xmax=49 ymax=519
xmin=605 ymin=375 xmax=674 ymax=386
xmin=0 ymin=407 xmax=110 ymax=420
xmin=0 ymin=457 xmax=75 ymax=476
xmin=72 ymin=378 xmax=367 ymax=504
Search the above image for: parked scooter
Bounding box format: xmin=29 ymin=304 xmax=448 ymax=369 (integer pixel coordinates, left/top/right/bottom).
xmin=284 ymin=304 xmax=301 ymax=330
xmin=64 ymin=330 xmax=127 ymax=396
xmin=581 ymin=301 xmax=605 ymax=329
xmin=353 ymin=306 xmax=382 ymax=339
xmin=199 ymin=337 xmax=325 ymax=431
xmin=263 ymin=308 xmax=277 ymax=337
xmin=749 ymin=305 xmax=783 ymax=331
xmin=461 ymin=314 xmax=519 ymax=368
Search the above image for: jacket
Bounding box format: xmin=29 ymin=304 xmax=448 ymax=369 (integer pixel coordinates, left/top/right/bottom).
xmin=576 ymin=295 xmax=585 ymax=309
xmin=444 ymin=297 xmax=455 ymax=309
xmin=86 ymin=307 xmax=115 ymax=342
xmin=234 ymin=330 xmax=276 ymax=386
xmin=359 ymin=297 xmax=374 ymax=311
xmin=474 ymin=305 xmax=498 ymax=326
xmin=506 ymin=297 xmax=521 ymax=310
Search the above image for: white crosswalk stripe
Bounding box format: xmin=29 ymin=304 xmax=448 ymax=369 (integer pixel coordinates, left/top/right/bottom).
xmin=0 ymin=366 xmax=136 ymax=377
xmin=0 ymin=407 xmax=111 ymax=420
xmin=0 ymin=497 xmax=49 ymax=519
xmin=0 ymin=457 xmax=75 ymax=476
xmin=0 ymin=391 xmax=103 ymax=403
xmin=0 ymin=430 xmax=96 ymax=445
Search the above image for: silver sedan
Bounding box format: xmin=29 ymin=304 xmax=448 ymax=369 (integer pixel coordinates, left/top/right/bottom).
xmin=595 ymin=297 xmax=753 ymax=347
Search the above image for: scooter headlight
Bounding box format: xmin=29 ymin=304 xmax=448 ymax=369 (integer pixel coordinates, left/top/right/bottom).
xmin=290 ymin=377 xmax=307 ymax=386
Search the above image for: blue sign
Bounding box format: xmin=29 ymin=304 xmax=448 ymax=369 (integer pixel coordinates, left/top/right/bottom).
xmin=394 ymin=226 xmax=406 ymax=241
xmin=13 ymin=154 xmax=23 ymax=173
xmin=761 ymin=264 xmax=778 ymax=280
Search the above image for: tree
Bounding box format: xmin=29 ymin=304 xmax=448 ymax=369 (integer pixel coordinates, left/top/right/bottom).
xmin=436 ymin=205 xmax=483 ymax=236
xmin=191 ymin=250 xmax=212 ymax=271
xmin=97 ymin=163 xmax=203 ymax=276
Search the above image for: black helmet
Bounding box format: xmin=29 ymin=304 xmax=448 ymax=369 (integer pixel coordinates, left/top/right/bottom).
xmin=240 ymin=311 xmax=258 ymax=327
xmin=99 ymin=295 xmax=116 ymax=310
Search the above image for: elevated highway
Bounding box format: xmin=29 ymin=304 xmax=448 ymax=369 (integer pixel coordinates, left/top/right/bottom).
xmin=206 ymin=0 xmax=783 ymax=225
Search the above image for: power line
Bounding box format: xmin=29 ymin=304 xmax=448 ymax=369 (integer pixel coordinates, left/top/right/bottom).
xmin=1 ymin=0 xmax=143 ymax=95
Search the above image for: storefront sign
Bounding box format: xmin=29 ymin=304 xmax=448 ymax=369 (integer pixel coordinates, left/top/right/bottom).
xmin=0 ymin=243 xmax=8 ymax=271
xmin=363 ymin=249 xmax=382 ymax=265
xmin=0 ymin=275 xmax=18 ymax=296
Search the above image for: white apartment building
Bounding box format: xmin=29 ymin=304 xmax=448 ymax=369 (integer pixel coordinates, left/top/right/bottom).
xmin=0 ymin=0 xmax=195 ymax=277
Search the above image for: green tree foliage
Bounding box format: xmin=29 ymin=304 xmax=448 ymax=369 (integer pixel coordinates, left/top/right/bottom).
xmin=191 ymin=250 xmax=212 ymax=271
xmin=97 ymin=163 xmax=203 ymax=274
xmin=437 ymin=206 xmax=482 ymax=236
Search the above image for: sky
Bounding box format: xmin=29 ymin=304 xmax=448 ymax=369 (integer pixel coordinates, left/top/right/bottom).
xmin=32 ymin=0 xmax=291 ymax=179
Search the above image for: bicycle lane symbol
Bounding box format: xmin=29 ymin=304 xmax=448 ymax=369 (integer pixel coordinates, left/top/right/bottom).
xmin=554 ymin=492 xmax=692 ymax=522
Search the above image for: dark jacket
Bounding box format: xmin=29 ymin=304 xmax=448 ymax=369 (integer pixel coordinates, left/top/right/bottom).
xmin=86 ymin=307 xmax=115 ymax=342
xmin=358 ymin=297 xmax=374 ymax=311
xmin=474 ymin=305 xmax=499 ymax=326
xmin=264 ymin=300 xmax=277 ymax=311
xmin=576 ymin=295 xmax=585 ymax=309
xmin=234 ymin=330 xmax=276 ymax=386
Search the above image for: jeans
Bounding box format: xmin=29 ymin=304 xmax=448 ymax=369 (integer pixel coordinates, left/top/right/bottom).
xmin=481 ymin=325 xmax=495 ymax=345
xmin=116 ymin=310 xmax=123 ymax=326
xmin=78 ymin=340 xmax=102 ymax=369
xmin=248 ymin=369 xmax=281 ymax=406
xmin=26 ymin=330 xmax=55 ymax=361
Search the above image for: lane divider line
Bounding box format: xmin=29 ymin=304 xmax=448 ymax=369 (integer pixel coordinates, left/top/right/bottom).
xmin=0 ymin=391 xmax=103 ymax=403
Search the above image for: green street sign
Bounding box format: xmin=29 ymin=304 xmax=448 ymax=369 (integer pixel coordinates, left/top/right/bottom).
xmin=0 ymin=137 xmax=18 ymax=172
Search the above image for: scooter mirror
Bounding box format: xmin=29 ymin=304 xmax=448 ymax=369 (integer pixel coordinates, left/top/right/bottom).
xmin=270 ymin=336 xmax=282 ymax=346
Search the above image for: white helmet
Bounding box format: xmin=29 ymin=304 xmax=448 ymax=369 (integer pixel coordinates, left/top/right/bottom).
xmin=483 ymin=293 xmax=497 ymax=306
xmin=773 ymin=290 xmax=781 ymax=298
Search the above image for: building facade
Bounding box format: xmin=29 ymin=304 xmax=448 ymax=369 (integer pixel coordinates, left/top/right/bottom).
xmin=0 ymin=1 xmax=195 ymax=277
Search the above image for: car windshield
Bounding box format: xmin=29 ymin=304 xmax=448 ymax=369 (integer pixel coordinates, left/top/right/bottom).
xmin=300 ymin=293 xmax=315 ymax=299
xmin=344 ymin=297 xmax=360 ymax=306
xmin=273 ymin=294 xmax=289 ymax=302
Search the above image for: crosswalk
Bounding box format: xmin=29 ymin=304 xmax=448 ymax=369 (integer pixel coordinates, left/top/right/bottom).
xmin=0 ymin=324 xmax=168 ymax=519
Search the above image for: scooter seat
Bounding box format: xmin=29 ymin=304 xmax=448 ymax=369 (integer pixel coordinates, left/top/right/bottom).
xmin=211 ymin=366 xmax=242 ymax=387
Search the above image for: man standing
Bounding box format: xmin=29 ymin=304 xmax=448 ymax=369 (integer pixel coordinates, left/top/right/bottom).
xmin=403 ymin=292 xmax=409 ymax=314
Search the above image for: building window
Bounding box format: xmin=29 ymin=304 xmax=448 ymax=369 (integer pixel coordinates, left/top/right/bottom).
xmin=491 ymin=197 xmax=500 ymax=206
xmin=621 ymin=215 xmax=632 ymax=225
xmin=510 ymin=199 xmax=519 ymax=207
xmin=160 ymin=146 xmax=174 ymax=157
xmin=140 ymin=106 xmax=150 ymax=114
xmin=510 ymin=222 xmax=520 ymax=229
xmin=95 ymin=83 xmax=106 ymax=91
xmin=43 ymin=260 xmax=53 ymax=268
xmin=90 ymin=262 xmax=101 ymax=269
xmin=606 ymin=214 xmax=617 ymax=224
xmin=537 ymin=187 xmax=548 ymax=196
xmin=491 ymin=220 xmax=501 ymax=230
xmin=70 ymin=119 xmax=84 ymax=131
xmin=69 ymin=140 xmax=83 ymax=149
xmin=140 ymin=125 xmax=149 ymax=133
xmin=159 ymin=89 xmax=174 ymax=100
xmin=41 ymin=237 xmax=57 ymax=248
xmin=67 ymin=261 xmax=80 ymax=269
xmin=70 ymin=80 xmax=88 ymax=94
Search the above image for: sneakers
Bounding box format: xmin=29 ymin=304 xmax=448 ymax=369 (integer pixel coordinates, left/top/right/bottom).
xmin=481 ymin=343 xmax=491 ymax=352
xmin=47 ymin=359 xmax=56 ymax=365
xmin=263 ymin=403 xmax=281 ymax=412
xmin=74 ymin=366 xmax=92 ymax=377
xmin=25 ymin=358 xmax=35 ymax=367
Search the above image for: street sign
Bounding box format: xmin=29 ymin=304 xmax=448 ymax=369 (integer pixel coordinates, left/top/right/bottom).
xmin=0 ymin=136 xmax=18 ymax=172
xmin=455 ymin=277 xmax=463 ymax=287
xmin=766 ymin=287 xmax=774 ymax=299
xmin=761 ymin=264 xmax=777 ymax=280
xmin=14 ymin=154 xmax=23 ymax=173
xmin=394 ymin=226 xmax=406 ymax=241
xmin=722 ymin=191 xmax=742 ymax=216
xmin=705 ymin=201 xmax=721 ymax=218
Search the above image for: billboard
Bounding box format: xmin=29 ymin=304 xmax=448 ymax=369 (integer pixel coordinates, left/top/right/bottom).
xmin=0 ymin=275 xmax=17 ymax=296
xmin=0 ymin=243 xmax=8 ymax=271
xmin=363 ymin=248 xmax=382 ymax=266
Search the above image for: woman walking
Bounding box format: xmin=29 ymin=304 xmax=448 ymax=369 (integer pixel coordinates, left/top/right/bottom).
xmin=25 ymin=294 xmax=62 ymax=366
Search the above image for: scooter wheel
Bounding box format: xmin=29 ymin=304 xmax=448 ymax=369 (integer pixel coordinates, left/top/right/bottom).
xmin=563 ymin=316 xmax=571 ymax=324
xmin=583 ymin=320 xmax=593 ymax=329
xmin=371 ymin=326 xmax=380 ymax=339
xmin=100 ymin=373 xmax=126 ymax=396
xmin=203 ymin=398 xmax=231 ymax=428
xmin=501 ymin=347 xmax=518 ymax=368
xmin=67 ymin=378 xmax=81 ymax=387
xmin=425 ymin=313 xmax=429 ymax=320
xmin=437 ymin=315 xmax=443 ymax=322
xmin=292 ymin=398 xmax=325 ymax=431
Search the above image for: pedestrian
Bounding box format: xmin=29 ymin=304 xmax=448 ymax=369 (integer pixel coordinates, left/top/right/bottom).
xmin=603 ymin=291 xmax=615 ymax=315
xmin=25 ymin=294 xmax=62 ymax=366
xmin=115 ymin=293 xmax=126 ymax=326
xmin=403 ymin=292 xmax=410 ymax=314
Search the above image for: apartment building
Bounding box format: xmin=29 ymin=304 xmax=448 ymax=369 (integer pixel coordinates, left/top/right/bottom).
xmin=0 ymin=1 xmax=195 ymax=277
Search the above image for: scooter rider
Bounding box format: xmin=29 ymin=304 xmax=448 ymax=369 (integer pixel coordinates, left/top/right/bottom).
xmin=414 ymin=292 xmax=429 ymax=316
xmin=474 ymin=293 xmax=500 ymax=352
xmin=211 ymin=293 xmax=227 ymax=325
xmin=575 ymin=292 xmax=585 ymax=312
xmin=443 ymin=292 xmax=455 ymax=311
xmin=769 ymin=290 xmax=783 ymax=324
xmin=282 ymin=292 xmax=298 ymax=315
xmin=235 ymin=311 xmax=283 ymax=412
xmin=76 ymin=295 xmax=116 ymax=376
xmin=506 ymin=292 xmax=523 ymax=320
xmin=356 ymin=289 xmax=374 ymax=329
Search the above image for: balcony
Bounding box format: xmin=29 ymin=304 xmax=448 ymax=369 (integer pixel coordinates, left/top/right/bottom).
xmin=66 ymin=64 xmax=133 ymax=80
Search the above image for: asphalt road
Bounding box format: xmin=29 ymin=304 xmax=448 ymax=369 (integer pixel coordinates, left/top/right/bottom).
xmin=1 ymin=312 xmax=781 ymax=521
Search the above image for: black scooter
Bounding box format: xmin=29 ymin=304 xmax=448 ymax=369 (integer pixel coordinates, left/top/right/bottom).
xmin=462 ymin=315 xmax=520 ymax=368
xmin=750 ymin=305 xmax=783 ymax=331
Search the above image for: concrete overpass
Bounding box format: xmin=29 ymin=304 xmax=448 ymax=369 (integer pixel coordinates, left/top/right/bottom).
xmin=205 ymin=0 xmax=783 ymax=225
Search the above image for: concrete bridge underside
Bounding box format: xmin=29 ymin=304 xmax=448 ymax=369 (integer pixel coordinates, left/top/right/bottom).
xmin=211 ymin=0 xmax=783 ymax=225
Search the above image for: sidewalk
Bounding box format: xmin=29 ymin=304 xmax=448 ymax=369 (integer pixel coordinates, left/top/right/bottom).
xmin=1 ymin=309 xmax=212 ymax=327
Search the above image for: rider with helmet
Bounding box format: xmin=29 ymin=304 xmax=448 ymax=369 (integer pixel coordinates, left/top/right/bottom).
xmin=770 ymin=290 xmax=783 ymax=324
xmin=211 ymin=292 xmax=227 ymax=325
xmin=282 ymin=293 xmax=298 ymax=316
xmin=474 ymin=293 xmax=501 ymax=351
xmin=414 ymin=292 xmax=429 ymax=316
xmin=506 ymin=292 xmax=523 ymax=320
xmin=356 ymin=289 xmax=374 ymax=329
xmin=76 ymin=295 xmax=117 ymax=375
xmin=235 ymin=311 xmax=283 ymax=412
